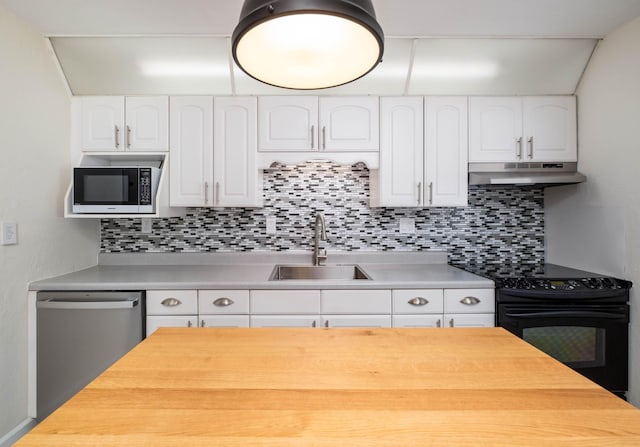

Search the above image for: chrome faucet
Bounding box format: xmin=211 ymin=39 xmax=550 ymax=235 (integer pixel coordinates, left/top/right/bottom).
xmin=313 ymin=212 xmax=327 ymax=266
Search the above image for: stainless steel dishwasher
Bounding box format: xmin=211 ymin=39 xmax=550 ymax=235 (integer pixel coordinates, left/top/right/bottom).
xmin=36 ymin=291 xmax=144 ymax=420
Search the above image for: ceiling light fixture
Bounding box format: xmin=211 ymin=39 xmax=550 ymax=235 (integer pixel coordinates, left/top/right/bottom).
xmin=232 ymin=0 xmax=384 ymax=90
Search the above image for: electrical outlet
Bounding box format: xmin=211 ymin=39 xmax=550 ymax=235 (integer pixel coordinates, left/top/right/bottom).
xmin=399 ymin=218 xmax=416 ymax=234
xmin=266 ymin=216 xmax=277 ymax=235
xmin=1 ymin=222 xmax=18 ymax=245
xmin=141 ymin=218 xmax=152 ymax=234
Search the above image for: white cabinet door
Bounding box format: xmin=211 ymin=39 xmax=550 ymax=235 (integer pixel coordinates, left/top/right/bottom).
xmin=250 ymin=290 xmax=321 ymax=314
xmin=198 ymin=290 xmax=250 ymax=315
xmin=318 ymin=97 xmax=379 ymax=152
xmin=425 ymin=96 xmax=468 ymax=207
xmin=322 ymin=315 xmax=391 ymax=328
xmin=169 ymin=96 xmax=214 ymax=207
xmin=125 ymin=96 xmax=168 ymax=151
xmin=146 ymin=316 xmax=197 ymax=336
xmin=523 ymin=96 xmax=577 ymax=162
xmin=374 ymin=97 xmax=424 ymax=207
xmin=213 ymin=97 xmax=262 ymax=207
xmin=199 ymin=315 xmax=250 ymax=328
xmin=321 ymin=290 xmax=391 ymax=314
xmin=146 ymin=290 xmax=198 ymax=315
xmin=250 ymin=315 xmax=319 ymax=328
xmin=81 ymin=96 xmax=125 ymax=151
xmin=393 ymin=315 xmax=443 ymax=328
xmin=468 ymin=97 xmax=523 ymax=162
xmin=258 ymin=96 xmax=318 ymax=151
xmin=444 ymin=313 xmax=495 ymax=328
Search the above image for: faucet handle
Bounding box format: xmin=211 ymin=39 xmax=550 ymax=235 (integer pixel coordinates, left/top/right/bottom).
xmin=317 ymin=249 xmax=328 ymax=266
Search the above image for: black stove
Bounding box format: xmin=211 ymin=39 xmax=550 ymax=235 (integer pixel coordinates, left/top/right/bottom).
xmin=459 ymin=262 xmax=633 ymax=398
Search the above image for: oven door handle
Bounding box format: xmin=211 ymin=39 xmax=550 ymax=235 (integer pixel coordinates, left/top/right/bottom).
xmin=504 ymin=310 xmax=626 ymax=319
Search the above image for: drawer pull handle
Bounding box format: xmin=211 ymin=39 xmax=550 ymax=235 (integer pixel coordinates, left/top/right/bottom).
xmin=213 ymin=297 xmax=234 ymax=307
xmin=460 ymin=296 xmax=481 ymax=306
xmin=161 ymin=298 xmax=182 ymax=307
xmin=408 ymin=297 xmax=428 ymax=306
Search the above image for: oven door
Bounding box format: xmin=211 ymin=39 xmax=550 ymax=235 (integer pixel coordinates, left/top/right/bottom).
xmin=498 ymin=304 xmax=629 ymax=394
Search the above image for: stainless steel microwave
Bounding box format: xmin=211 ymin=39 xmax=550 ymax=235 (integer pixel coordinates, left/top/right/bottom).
xmin=72 ymin=167 xmax=160 ymax=214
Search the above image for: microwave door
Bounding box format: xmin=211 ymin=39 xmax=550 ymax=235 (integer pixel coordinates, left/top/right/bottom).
xmin=73 ymin=168 xmax=140 ymax=213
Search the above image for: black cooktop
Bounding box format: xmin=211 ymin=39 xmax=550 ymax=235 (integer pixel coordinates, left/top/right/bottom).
xmin=455 ymin=262 xmax=632 ymax=292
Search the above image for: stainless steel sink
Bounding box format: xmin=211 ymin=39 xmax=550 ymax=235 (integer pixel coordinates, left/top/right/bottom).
xmin=269 ymin=264 xmax=371 ymax=281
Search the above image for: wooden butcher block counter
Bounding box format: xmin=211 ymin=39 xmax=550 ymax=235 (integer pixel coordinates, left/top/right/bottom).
xmin=17 ymin=327 xmax=640 ymax=446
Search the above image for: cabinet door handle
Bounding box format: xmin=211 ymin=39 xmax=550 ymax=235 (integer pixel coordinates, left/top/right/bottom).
xmin=200 ymin=320 xmax=206 ymax=328
xmin=324 ymin=320 xmax=329 ymax=328
xmin=322 ymin=126 xmax=326 ymax=150
xmin=527 ymin=136 xmax=534 ymax=159
xmin=213 ymin=297 xmax=234 ymax=307
xmin=408 ymin=297 xmax=428 ymax=306
xmin=449 ymin=318 xmax=454 ymax=328
xmin=161 ymin=298 xmax=182 ymax=307
xmin=204 ymin=181 xmax=209 ymax=205
xmin=215 ymin=182 xmax=220 ymax=206
xmin=114 ymin=125 xmax=120 ymax=148
xmin=436 ymin=319 xmax=442 ymax=328
xmin=515 ymin=137 xmax=523 ymax=159
xmin=428 ymin=182 xmax=433 ymax=205
xmin=460 ymin=296 xmax=481 ymax=306
xmin=187 ymin=320 xmax=193 ymax=328
xmin=126 ymin=125 xmax=131 ymax=148
xmin=311 ymin=320 xmax=317 ymax=328
xmin=310 ymin=125 xmax=315 ymax=149
xmin=417 ymin=182 xmax=422 ymax=206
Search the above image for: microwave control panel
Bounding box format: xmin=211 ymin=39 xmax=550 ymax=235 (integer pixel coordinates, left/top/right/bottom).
xmin=139 ymin=168 xmax=152 ymax=206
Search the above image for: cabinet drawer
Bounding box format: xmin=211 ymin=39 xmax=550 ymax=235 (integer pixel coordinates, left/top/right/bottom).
xmin=323 ymin=315 xmax=391 ymax=328
xmin=321 ymin=290 xmax=391 ymax=314
xmin=146 ymin=315 xmax=197 ymax=336
xmin=199 ymin=290 xmax=249 ymax=315
xmin=444 ymin=313 xmax=495 ymax=328
xmin=393 ymin=315 xmax=443 ymax=328
xmin=392 ymin=289 xmax=444 ymax=314
xmin=444 ymin=289 xmax=495 ymax=314
xmin=147 ymin=290 xmax=198 ymax=315
xmin=250 ymin=290 xmax=320 ymax=314
xmin=250 ymin=315 xmax=318 ymax=328
xmin=200 ymin=315 xmax=250 ymax=328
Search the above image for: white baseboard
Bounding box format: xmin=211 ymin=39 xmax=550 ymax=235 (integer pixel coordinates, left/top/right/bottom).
xmin=0 ymin=419 xmax=36 ymax=447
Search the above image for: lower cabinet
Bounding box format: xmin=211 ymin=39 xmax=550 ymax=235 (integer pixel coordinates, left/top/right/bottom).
xmin=146 ymin=287 xmax=494 ymax=332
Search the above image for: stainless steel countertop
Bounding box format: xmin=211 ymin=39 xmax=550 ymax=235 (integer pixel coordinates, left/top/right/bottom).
xmin=29 ymin=251 xmax=494 ymax=291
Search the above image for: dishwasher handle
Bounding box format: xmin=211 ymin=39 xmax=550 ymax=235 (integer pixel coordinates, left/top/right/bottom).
xmin=37 ymin=297 xmax=139 ymax=310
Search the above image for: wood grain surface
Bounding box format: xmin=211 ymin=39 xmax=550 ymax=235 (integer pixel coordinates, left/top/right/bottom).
xmin=16 ymin=327 xmax=640 ymax=446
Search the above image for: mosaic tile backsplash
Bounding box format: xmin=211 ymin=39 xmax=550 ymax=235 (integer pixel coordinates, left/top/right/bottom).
xmin=101 ymin=162 xmax=545 ymax=268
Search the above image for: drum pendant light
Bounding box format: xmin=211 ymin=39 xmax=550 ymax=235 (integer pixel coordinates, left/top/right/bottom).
xmin=232 ymin=0 xmax=384 ymax=89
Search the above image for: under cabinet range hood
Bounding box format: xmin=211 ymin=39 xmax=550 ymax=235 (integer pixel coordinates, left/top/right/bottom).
xmin=468 ymin=162 xmax=586 ymax=186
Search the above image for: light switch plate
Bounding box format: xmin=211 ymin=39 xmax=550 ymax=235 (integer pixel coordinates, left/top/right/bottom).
xmin=399 ymin=218 xmax=416 ymax=234
xmin=1 ymin=222 xmax=18 ymax=245
xmin=266 ymin=216 xmax=277 ymax=235
xmin=140 ymin=218 xmax=152 ymax=234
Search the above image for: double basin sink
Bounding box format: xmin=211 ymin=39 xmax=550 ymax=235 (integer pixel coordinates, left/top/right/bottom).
xmin=269 ymin=264 xmax=371 ymax=281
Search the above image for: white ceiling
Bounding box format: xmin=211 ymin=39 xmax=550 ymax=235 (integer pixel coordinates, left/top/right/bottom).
xmin=2 ymin=0 xmax=638 ymax=96
xmin=2 ymin=0 xmax=640 ymax=37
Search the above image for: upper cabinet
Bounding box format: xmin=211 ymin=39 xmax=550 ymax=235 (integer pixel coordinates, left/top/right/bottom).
xmin=258 ymin=96 xmax=379 ymax=152
xmin=169 ymin=96 xmax=214 ymax=207
xmin=424 ymin=97 xmax=468 ymax=207
xmin=169 ymin=96 xmax=262 ymax=208
xmin=372 ymin=96 xmax=468 ymax=208
xmin=213 ymin=96 xmax=262 ymax=207
xmin=469 ymin=96 xmax=576 ymax=162
xmin=81 ymin=96 xmax=168 ymax=152
xmin=373 ymin=97 xmax=424 ymax=207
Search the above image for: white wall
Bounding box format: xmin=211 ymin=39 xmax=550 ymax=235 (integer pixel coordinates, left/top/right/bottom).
xmin=546 ymin=16 xmax=640 ymax=405
xmin=0 ymin=6 xmax=99 ymax=440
